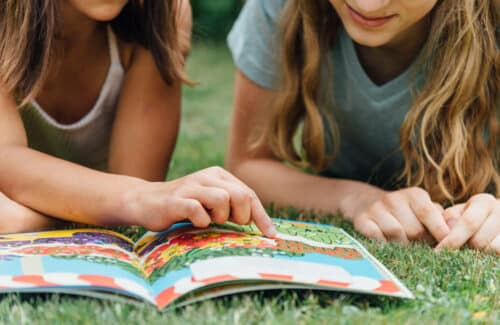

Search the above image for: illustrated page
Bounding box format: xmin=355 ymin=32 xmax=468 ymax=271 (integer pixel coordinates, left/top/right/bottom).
xmin=0 ymin=229 xmax=154 ymax=303
xmin=134 ymin=219 xmax=413 ymax=309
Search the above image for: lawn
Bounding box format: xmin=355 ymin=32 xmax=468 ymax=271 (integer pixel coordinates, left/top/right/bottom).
xmin=0 ymin=44 xmax=498 ymax=325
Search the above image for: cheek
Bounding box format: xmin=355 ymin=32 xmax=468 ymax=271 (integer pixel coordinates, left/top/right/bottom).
xmin=66 ymin=0 xmax=90 ymax=12
xmin=328 ymin=0 xmax=344 ymax=13
xmin=401 ymin=0 xmax=438 ymax=26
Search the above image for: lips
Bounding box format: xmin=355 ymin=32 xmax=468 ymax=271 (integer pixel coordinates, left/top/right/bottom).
xmin=345 ymin=3 xmax=396 ymax=28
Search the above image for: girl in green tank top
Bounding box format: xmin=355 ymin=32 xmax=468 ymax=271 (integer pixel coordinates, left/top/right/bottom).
xmin=0 ymin=1 xmax=276 ymax=237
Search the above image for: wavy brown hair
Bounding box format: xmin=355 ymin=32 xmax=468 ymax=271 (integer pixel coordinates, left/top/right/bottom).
xmin=0 ymin=0 xmax=186 ymax=105
xmin=263 ymin=0 xmax=499 ymax=203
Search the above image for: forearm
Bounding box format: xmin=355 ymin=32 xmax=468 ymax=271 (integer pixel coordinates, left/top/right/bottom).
xmin=107 ymin=41 xmax=185 ymax=182
xmin=230 ymin=158 xmax=385 ymax=221
xmin=0 ymin=145 xmax=146 ymax=226
xmin=108 ymin=139 xmax=176 ymax=182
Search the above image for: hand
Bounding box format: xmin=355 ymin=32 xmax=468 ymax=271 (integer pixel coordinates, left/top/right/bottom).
xmin=352 ymin=187 xmax=450 ymax=245
xmin=120 ymin=166 xmax=276 ymax=237
xmin=437 ymin=194 xmax=499 ymax=254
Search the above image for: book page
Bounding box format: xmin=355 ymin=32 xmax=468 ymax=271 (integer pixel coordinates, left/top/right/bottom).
xmin=134 ymin=220 xmax=412 ymax=309
xmin=0 ymin=229 xmax=154 ymax=304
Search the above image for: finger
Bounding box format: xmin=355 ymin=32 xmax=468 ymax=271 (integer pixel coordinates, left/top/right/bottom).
xmin=183 ymin=186 xmax=230 ymax=224
xmin=444 ymin=204 xmax=466 ymax=220
xmin=199 ymin=168 xmax=276 ymax=237
xmin=487 ymin=235 xmax=500 ymax=255
xmin=182 ymin=199 xmax=212 ymax=228
xmin=410 ymin=194 xmax=449 ymax=242
xmin=443 ymin=203 xmax=466 ymax=228
xmin=200 ymin=178 xmax=252 ymax=225
xmin=354 ymin=216 xmax=386 ymax=242
xmin=225 ymin=182 xmax=252 ymax=225
xmin=249 ymin=193 xmax=276 ymax=237
xmin=370 ymin=208 xmax=409 ymax=244
xmin=146 ymin=198 xmax=210 ymax=231
xmin=468 ymin=210 xmax=499 ymax=249
xmin=385 ymin=200 xmax=428 ymax=241
xmin=436 ymin=202 xmax=491 ymax=251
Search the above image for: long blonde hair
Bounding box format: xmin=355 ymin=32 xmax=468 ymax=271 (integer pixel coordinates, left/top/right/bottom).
xmin=262 ymin=0 xmax=499 ymax=204
xmin=0 ymin=0 xmax=186 ymax=106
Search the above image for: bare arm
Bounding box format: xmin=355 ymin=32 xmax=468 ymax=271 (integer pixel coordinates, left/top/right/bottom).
xmin=0 ymin=1 xmax=192 ymax=231
xmin=107 ymin=47 xmax=182 ymax=181
xmin=0 ymin=91 xmax=274 ymax=235
xmin=0 ymin=6 xmax=278 ymax=236
xmin=0 ymin=13 xmax=191 ymax=225
xmin=0 ymin=85 xmax=144 ymax=226
xmin=226 ymin=71 xmax=449 ymax=244
xmin=226 ymin=71 xmax=383 ymax=219
xmin=108 ymin=0 xmax=192 ymax=181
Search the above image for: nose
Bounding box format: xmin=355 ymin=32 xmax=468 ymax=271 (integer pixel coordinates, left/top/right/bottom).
xmin=351 ymin=0 xmax=391 ymax=13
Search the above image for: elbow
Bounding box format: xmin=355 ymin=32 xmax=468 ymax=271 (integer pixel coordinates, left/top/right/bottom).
xmin=224 ymin=152 xmax=242 ymax=176
xmin=225 ymin=148 xmax=254 ymax=179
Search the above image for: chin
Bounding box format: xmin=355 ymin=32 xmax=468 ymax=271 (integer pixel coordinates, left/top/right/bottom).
xmin=343 ymin=25 xmax=395 ymax=48
xmin=89 ymin=5 xmax=125 ymax=21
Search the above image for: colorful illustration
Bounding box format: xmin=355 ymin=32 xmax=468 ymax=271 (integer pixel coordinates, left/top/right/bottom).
xmin=142 ymin=225 xmax=363 ymax=284
xmin=0 ymin=229 xmax=142 ymax=277
xmin=0 ymin=219 xmax=413 ymax=309
xmin=0 ymin=229 xmax=134 ymax=251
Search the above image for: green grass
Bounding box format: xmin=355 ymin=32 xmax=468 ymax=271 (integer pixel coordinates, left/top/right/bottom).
xmin=1 ymin=44 xmax=498 ymax=325
xmin=168 ymin=43 xmax=235 ymax=179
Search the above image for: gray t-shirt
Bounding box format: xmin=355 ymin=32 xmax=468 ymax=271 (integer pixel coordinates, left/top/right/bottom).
xmin=227 ymin=0 xmax=425 ymax=189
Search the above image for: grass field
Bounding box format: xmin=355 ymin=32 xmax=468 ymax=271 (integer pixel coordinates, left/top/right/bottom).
xmin=0 ymin=45 xmax=498 ymax=325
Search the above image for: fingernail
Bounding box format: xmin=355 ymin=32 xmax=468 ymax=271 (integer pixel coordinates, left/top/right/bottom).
xmin=446 ymin=219 xmax=457 ymax=228
xmin=266 ymin=224 xmax=277 ymax=238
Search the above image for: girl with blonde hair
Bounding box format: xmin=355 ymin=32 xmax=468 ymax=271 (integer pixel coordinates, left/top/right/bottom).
xmin=226 ymin=0 xmax=498 ymax=252
xmin=0 ymin=0 xmax=275 ymax=236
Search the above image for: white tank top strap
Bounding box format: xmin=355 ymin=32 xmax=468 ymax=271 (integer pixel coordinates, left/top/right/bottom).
xmin=107 ymin=25 xmax=121 ymax=65
xmin=20 ymin=25 xmax=126 ymax=170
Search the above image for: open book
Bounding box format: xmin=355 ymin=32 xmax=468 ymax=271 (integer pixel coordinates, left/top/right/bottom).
xmin=0 ymin=219 xmax=413 ymax=309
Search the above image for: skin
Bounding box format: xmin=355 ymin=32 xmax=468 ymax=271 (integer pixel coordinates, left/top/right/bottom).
xmin=0 ymin=0 xmax=276 ymax=237
xmin=438 ymin=195 xmax=500 ymax=253
xmin=226 ymin=0 xmax=499 ymax=253
xmin=330 ymin=0 xmax=437 ymax=84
